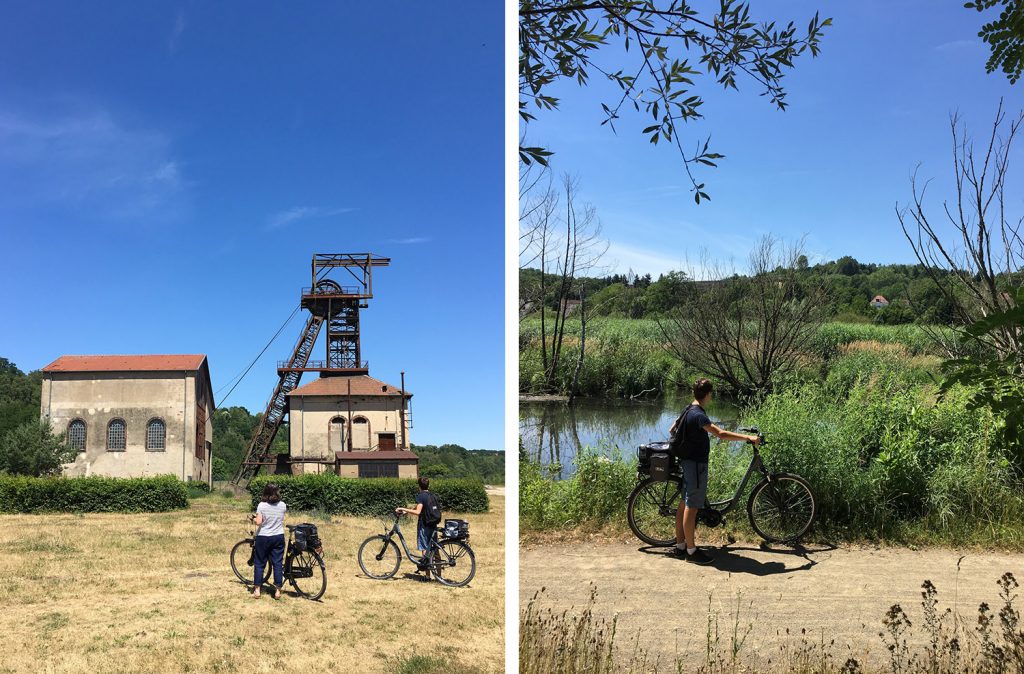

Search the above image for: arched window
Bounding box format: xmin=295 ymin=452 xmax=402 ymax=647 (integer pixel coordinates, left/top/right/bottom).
xmin=107 ymin=418 xmax=126 ymax=451
xmin=329 ymin=417 xmax=347 ymax=452
xmin=67 ymin=420 xmax=87 ymax=452
xmin=146 ymin=418 xmax=166 ymax=451
xmin=352 ymin=416 xmax=370 ymax=449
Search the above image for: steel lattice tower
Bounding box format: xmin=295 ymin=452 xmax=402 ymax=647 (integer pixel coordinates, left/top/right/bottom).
xmin=232 ymin=253 xmax=390 ymax=487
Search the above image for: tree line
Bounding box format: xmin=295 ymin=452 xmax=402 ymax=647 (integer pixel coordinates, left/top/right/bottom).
xmin=0 ymin=359 xmax=503 ymax=482
xmin=520 ymin=257 xmax=982 ymax=326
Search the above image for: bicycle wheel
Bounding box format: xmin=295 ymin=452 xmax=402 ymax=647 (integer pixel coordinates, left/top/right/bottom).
xmin=357 ymin=535 xmax=401 ymax=580
xmin=230 ymin=539 xmax=272 ymax=585
xmin=747 ymin=472 xmax=816 ymax=543
xmin=429 ymin=539 xmax=476 ymax=588
xmin=286 ymin=549 xmax=327 ymax=600
xmin=627 ymin=477 xmax=683 ymax=546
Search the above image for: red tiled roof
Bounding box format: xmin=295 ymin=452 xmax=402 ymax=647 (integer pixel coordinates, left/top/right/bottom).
xmin=42 ymin=354 xmax=207 ymax=373
xmin=288 ymin=375 xmax=412 ymax=398
xmin=335 ymin=450 xmax=419 ymax=461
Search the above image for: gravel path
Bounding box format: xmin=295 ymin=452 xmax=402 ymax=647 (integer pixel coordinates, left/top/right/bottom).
xmin=521 ymin=540 xmax=1024 ymax=668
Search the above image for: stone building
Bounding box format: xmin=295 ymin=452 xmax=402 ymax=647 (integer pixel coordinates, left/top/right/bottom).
xmin=286 ymin=374 xmax=418 ymax=478
xmin=40 ymin=355 xmax=214 ymax=485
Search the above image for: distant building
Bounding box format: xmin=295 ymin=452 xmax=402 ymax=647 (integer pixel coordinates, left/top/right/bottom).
xmin=40 ymin=355 xmax=214 ymax=484
xmin=870 ymin=295 xmax=890 ymax=308
xmin=560 ymin=298 xmax=582 ymax=315
xmin=286 ymin=374 xmax=417 ymax=478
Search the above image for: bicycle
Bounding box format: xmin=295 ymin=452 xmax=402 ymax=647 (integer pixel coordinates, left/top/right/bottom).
xmin=229 ymin=515 xmax=328 ymax=600
xmin=626 ymin=427 xmax=816 ymax=546
xmin=357 ymin=512 xmax=476 ymax=588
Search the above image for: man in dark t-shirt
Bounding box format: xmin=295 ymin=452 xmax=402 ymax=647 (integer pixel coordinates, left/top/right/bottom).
xmin=669 ymin=378 xmax=760 ymax=564
xmin=396 ymin=476 xmax=440 ymax=571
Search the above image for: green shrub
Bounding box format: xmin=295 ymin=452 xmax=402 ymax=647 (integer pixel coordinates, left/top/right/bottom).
xmin=0 ymin=420 xmax=77 ymax=477
xmin=0 ymin=474 xmax=190 ymax=513
xmin=247 ymin=474 xmax=489 ymax=515
xmin=185 ymin=481 xmax=212 ymax=499
xmin=745 ymin=380 xmax=1024 ymax=543
xmin=520 ymin=448 xmax=636 ymax=530
xmin=211 ymin=456 xmax=230 ymax=481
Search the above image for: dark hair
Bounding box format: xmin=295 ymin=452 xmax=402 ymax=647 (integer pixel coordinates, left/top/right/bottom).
xmin=693 ymin=378 xmax=714 ymax=401
xmin=418 ymin=476 xmax=430 ymax=490
xmin=262 ymin=483 xmax=281 ymax=505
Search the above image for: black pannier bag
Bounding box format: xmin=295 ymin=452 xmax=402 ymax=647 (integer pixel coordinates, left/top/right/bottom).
xmin=442 ymin=518 xmax=470 ymax=540
xmin=637 ymin=442 xmax=673 ymax=481
xmin=292 ymin=523 xmax=322 ymax=552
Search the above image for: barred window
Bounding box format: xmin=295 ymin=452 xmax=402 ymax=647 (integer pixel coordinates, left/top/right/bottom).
xmin=68 ymin=420 xmax=86 ymax=452
xmin=146 ymin=418 xmax=166 ymax=451
xmin=107 ymin=419 xmax=126 ymax=451
xmin=357 ymin=461 xmax=398 ymax=478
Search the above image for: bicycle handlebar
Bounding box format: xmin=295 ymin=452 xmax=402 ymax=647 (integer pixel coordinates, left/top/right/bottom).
xmin=737 ymin=427 xmax=766 ymax=445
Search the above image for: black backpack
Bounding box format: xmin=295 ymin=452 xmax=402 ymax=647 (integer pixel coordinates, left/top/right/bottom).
xmin=668 ymin=404 xmax=698 ymax=459
xmin=421 ymin=491 xmax=442 ymax=527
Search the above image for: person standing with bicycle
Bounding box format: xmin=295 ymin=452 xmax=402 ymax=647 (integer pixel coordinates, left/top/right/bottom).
xmin=670 ymin=378 xmax=760 ymax=564
xmin=252 ymin=483 xmax=287 ymax=599
xmin=395 ymin=476 xmax=442 ymax=572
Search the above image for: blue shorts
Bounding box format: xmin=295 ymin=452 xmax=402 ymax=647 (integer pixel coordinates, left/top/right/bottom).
xmin=417 ymin=525 xmax=437 ymax=552
xmin=681 ymin=460 xmax=708 ymax=509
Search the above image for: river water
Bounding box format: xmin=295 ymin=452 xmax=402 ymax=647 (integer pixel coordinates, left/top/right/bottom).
xmin=519 ymin=395 xmax=740 ymax=479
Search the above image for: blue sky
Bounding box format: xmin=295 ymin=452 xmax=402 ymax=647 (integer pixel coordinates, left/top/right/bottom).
xmin=521 ymin=0 xmax=1023 ymax=277
xmin=0 ymin=3 xmax=504 ymax=450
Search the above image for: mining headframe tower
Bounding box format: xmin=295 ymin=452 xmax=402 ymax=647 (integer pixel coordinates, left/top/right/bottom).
xmin=231 ymin=253 xmax=410 ymax=487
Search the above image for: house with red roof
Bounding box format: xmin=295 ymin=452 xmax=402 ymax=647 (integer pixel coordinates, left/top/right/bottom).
xmin=40 ymin=355 xmax=214 ymax=485
xmin=286 ymin=374 xmax=417 ymax=478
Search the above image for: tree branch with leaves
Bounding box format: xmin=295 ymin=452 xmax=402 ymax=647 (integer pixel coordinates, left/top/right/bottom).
xmin=519 ymin=0 xmax=830 ymax=202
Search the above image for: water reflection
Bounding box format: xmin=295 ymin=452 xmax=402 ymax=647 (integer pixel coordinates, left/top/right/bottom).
xmin=520 ymin=395 xmax=740 ymax=479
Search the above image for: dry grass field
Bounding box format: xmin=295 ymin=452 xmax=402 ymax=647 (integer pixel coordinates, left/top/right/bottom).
xmin=0 ymin=492 xmax=504 ymax=674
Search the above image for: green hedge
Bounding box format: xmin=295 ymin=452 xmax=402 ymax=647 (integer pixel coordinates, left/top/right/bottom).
xmin=248 ymin=474 xmax=489 ymax=515
xmin=0 ymin=474 xmax=190 ymax=513
xmin=185 ymin=481 xmax=212 ymax=499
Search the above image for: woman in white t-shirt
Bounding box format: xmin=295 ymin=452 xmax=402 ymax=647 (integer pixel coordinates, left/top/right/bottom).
xmin=252 ymin=483 xmax=287 ymax=599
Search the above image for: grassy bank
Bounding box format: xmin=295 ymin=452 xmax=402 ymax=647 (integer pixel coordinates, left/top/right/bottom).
xmin=520 ymin=319 xmax=964 ymax=397
xmin=0 ymin=491 xmax=505 ymax=673
xmin=520 ymin=341 xmax=1024 ymax=548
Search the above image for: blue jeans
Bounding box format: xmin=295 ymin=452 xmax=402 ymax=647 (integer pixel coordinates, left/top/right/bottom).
xmin=254 ymin=534 xmax=285 ymax=587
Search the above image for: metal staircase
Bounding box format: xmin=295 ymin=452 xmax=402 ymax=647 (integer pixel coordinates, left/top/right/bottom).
xmin=232 ymin=313 xmax=324 ymax=487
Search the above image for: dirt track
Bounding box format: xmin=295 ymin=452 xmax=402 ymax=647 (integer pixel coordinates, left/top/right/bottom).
xmin=521 ymin=540 xmax=1024 ymax=667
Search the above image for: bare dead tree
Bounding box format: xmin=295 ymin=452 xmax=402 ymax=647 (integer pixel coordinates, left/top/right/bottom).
xmin=568 ymin=284 xmax=587 ymax=403
xmin=519 ymin=163 xmax=558 ymax=328
xmin=897 ymin=100 xmax=1023 ymax=359
xmin=657 ymin=236 xmax=827 ymax=398
xmin=520 ymin=171 xmax=608 ymax=394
